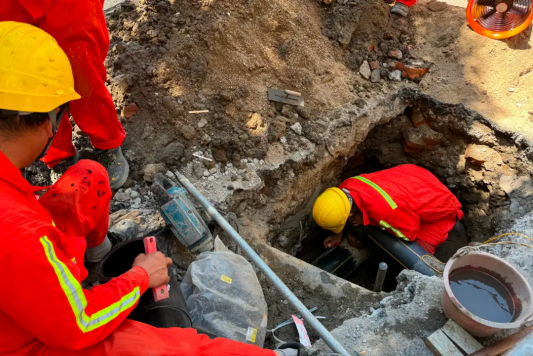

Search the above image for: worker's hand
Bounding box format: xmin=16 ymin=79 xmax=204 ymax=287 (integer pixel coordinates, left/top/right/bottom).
xmin=324 ymin=233 xmax=343 ymax=248
xmin=132 ymin=252 xmax=172 ymax=288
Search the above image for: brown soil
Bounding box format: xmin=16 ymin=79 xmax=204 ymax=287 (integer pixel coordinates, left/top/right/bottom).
xmin=411 ymin=0 xmax=533 ymax=142
xmin=104 ymin=0 xmax=419 ymax=180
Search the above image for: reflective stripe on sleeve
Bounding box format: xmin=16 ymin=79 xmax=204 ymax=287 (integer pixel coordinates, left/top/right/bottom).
xmin=379 ymin=220 xmax=409 ymax=241
xmin=40 ymin=236 xmax=140 ymax=333
xmin=354 ymin=176 xmax=398 ymax=210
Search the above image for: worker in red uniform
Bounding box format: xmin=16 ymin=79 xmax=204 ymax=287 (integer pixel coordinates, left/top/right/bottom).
xmin=0 ymin=0 xmax=129 ymax=189
xmin=391 ymin=0 xmax=416 ymax=17
xmin=0 ymin=22 xmax=303 ymax=356
xmin=312 ymin=164 xmax=463 ymax=254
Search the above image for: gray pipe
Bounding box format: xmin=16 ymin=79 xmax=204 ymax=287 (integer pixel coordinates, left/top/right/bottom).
xmin=175 ymin=172 xmax=352 ymax=356
xmin=373 ymin=262 xmax=388 ymax=292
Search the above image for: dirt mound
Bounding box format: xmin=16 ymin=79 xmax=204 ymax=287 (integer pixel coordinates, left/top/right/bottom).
xmin=104 ymin=0 xmax=418 ymax=182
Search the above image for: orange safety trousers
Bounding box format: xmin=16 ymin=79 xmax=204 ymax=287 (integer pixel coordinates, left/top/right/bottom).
xmin=0 ymin=153 xmax=275 ymax=356
xmin=397 ymin=0 xmax=417 ymax=6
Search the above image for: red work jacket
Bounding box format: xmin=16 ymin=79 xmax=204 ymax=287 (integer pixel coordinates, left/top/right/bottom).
xmin=0 ymin=153 xmax=149 ymax=353
xmin=339 ymin=164 xmax=463 ymax=248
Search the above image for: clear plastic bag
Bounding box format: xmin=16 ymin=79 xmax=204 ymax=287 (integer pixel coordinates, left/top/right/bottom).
xmin=180 ymin=238 xmax=268 ymax=347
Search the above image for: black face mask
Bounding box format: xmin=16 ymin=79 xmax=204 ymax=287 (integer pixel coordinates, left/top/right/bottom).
xmin=37 ymin=104 xmax=69 ymax=160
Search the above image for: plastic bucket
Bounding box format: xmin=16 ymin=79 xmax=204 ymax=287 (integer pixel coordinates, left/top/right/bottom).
xmin=97 ymin=238 xmax=192 ymax=329
xmin=442 ymin=250 xmax=533 ymax=336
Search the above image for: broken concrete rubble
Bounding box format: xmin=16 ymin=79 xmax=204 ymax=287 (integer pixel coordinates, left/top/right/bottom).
xmin=465 ymin=144 xmax=503 ymax=166
xmin=359 ymin=61 xmax=371 ymax=80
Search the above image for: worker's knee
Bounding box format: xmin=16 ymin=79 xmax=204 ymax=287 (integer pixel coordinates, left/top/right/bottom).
xmin=64 ymin=160 xmax=111 ymax=191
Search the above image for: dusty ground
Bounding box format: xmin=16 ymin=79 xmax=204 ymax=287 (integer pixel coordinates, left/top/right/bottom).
xmin=411 ymin=0 xmax=533 ymax=144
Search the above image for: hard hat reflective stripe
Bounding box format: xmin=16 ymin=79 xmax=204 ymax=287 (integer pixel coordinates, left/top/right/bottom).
xmin=40 ymin=236 xmax=140 ymax=332
xmin=354 ymin=176 xmax=398 ymax=210
xmin=379 ymin=220 xmax=409 ymax=241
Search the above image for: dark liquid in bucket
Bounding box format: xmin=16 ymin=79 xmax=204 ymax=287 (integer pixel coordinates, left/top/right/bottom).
xmin=450 ymin=269 xmax=515 ymax=323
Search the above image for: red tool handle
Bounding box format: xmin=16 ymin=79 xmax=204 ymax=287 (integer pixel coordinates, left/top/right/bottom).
xmin=143 ymin=236 xmax=169 ymax=302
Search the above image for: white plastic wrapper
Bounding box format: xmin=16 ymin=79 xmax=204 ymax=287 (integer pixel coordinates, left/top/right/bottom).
xmin=180 ymin=238 xmax=268 ymax=347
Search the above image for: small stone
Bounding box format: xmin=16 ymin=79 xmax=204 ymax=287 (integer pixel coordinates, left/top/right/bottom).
xmin=509 ymin=88 xmax=516 ymax=92
xmin=209 ymin=167 xmax=217 ymax=174
xmin=203 ymin=170 xmax=210 ymax=177
xmin=193 ymin=166 xmax=204 ymax=180
xmin=369 ymin=61 xmax=380 ymax=70
xmin=212 ymin=148 xmax=228 ymax=163
xmin=370 ymin=69 xmax=381 ymax=83
xmin=409 ymin=107 xmax=427 ymax=127
xmin=465 ymin=144 xmax=503 ymax=166
xmin=403 ymin=124 xmax=443 ymax=149
xmin=123 ymin=103 xmax=138 ymax=118
xmin=388 ymin=50 xmax=403 ymax=60
xmin=290 ymin=122 xmax=303 ymax=135
xmin=130 ymin=190 xmax=139 ymax=199
xmin=161 ymin=141 xmax=185 ymax=166
xmin=389 ymin=70 xmax=402 ymax=81
xmin=114 ymin=192 xmax=130 ymax=202
xmin=131 ymin=197 xmax=142 ymax=209
xmin=203 ymin=158 xmax=216 ymax=169
xmin=268 ymin=117 xmax=287 ymax=143
xmin=202 ymin=133 xmax=211 ymax=144
xmin=227 ymin=185 xmax=234 ymax=190
xmin=207 ymin=176 xmax=215 ymax=181
xmin=354 ymin=98 xmax=366 ymax=108
xmin=143 ymin=163 xmax=166 ymax=182
xmin=180 ymin=124 xmax=196 ymax=140
xmin=125 ymin=188 xmax=132 ymax=194
xmin=162 ymin=96 xmax=184 ymax=117
xmin=165 ymin=171 xmax=176 ymax=179
xmin=428 ymin=1 xmax=447 ymax=12
xmin=198 ymin=118 xmax=208 ymax=128
xmin=359 ymin=60 xmax=371 ymax=80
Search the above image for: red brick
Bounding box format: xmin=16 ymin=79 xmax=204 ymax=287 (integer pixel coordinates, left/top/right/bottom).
xmin=123 ymin=103 xmax=138 ymax=118
xmin=369 ymin=61 xmax=380 ymax=70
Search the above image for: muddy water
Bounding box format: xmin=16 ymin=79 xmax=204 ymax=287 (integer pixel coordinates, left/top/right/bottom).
xmin=450 ymin=269 xmax=515 ymax=323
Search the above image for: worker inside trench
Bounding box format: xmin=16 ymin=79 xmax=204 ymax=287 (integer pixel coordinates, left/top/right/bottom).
xmin=280 ymin=106 xmax=526 ymax=292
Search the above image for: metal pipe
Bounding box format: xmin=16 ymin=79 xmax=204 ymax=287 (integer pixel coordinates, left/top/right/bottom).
xmin=373 ymin=262 xmax=388 ymax=292
xmin=176 ymin=172 xmax=352 ymax=356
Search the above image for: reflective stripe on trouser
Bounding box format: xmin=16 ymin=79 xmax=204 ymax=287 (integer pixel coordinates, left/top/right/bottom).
xmin=354 ymin=176 xmax=398 ymax=210
xmin=379 ymin=220 xmax=409 ymax=241
xmin=40 ymin=236 xmax=140 ymax=332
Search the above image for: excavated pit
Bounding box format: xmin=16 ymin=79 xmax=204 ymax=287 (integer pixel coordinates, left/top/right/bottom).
xmin=267 ymin=92 xmax=533 ymax=293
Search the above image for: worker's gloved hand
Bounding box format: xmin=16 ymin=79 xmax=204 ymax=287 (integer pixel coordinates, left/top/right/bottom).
xmin=132 ymin=251 xmax=172 ymax=288
xmin=274 ymin=342 xmax=308 ymax=356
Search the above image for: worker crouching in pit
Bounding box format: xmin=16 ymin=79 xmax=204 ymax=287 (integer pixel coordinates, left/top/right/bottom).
xmin=0 ymin=22 xmax=303 ymax=356
xmin=313 ymin=164 xmax=463 ymax=255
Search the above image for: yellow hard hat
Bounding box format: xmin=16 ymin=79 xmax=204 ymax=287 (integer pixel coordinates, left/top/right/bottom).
xmin=312 ymin=187 xmax=351 ymax=234
xmin=0 ymin=21 xmax=80 ymax=113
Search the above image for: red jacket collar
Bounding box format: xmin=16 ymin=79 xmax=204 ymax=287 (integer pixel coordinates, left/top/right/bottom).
xmin=0 ymin=151 xmax=43 ymax=194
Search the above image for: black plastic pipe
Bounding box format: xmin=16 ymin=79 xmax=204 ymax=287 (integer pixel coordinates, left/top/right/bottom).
xmin=355 ymin=226 xmax=438 ymax=276
xmin=97 ymin=237 xmax=192 ymax=328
